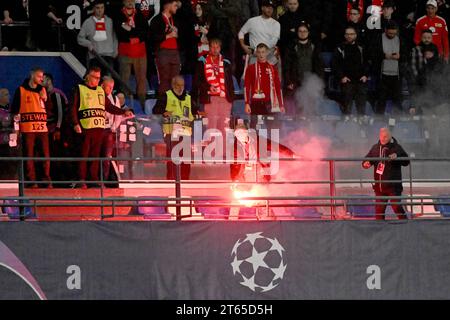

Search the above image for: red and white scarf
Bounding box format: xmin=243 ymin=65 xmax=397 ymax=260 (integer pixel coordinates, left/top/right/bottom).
xmin=122 ymin=7 xmax=136 ymax=28
xmin=93 ymin=16 xmax=107 ymax=42
xmin=255 ymin=62 xmax=280 ymax=112
xmin=204 ymin=54 xmax=226 ymax=98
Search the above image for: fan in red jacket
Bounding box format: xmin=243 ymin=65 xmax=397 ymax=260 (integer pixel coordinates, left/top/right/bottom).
xmin=414 ymin=0 xmax=449 ymax=62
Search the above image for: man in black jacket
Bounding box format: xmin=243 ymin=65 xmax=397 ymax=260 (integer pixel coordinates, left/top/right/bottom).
xmin=362 ymin=127 xmax=409 ymax=220
xmin=278 ymin=0 xmax=305 ymax=54
xmin=333 ymin=26 xmax=369 ymax=117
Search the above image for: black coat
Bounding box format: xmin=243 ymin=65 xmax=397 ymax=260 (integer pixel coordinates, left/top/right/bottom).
xmin=363 ymin=137 xmax=410 ymax=193
xmin=113 ymin=7 xmax=148 ymax=44
xmin=283 ymin=40 xmax=324 ymax=88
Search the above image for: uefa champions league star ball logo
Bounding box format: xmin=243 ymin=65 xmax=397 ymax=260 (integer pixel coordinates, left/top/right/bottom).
xmin=230 ymin=232 xmax=287 ymax=292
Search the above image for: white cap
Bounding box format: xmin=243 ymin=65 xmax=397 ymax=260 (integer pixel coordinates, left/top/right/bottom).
xmin=427 ymin=0 xmax=438 ymax=8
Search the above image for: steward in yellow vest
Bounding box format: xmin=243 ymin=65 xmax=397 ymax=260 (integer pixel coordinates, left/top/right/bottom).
xmin=69 ymin=66 xmax=133 ymax=188
xmin=152 ymin=76 xmax=199 ymax=180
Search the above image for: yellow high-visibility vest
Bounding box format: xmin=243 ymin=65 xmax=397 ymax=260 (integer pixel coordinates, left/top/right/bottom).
xmin=78 ymin=84 xmax=106 ymax=129
xmin=18 ymin=87 xmax=48 ymax=133
xmin=162 ymin=90 xmax=194 ymax=136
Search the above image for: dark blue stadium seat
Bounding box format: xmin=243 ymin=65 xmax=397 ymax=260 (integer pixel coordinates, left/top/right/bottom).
xmin=319 ymin=99 xmax=342 ymax=117
xmin=392 ymin=121 xmax=425 ymax=144
xmin=320 ymin=52 xmax=333 ymax=72
xmin=144 ymin=99 xmax=157 ymax=115
xmin=183 ymin=74 xmax=193 ymax=93
xmin=434 ymin=195 xmax=450 ymax=217
xmin=140 ymin=116 xmax=164 ymax=144
xmin=1 ymin=199 xmax=36 ymax=220
xmin=346 ymin=195 xmax=376 ymax=218
xmin=232 ymin=75 xmax=243 ymax=95
xmin=351 ymin=102 xmax=375 ymax=116
xmin=336 ymin=121 xmax=367 ymax=142
xmin=195 ymin=198 xmax=230 ymax=219
xmin=136 ymin=197 xmax=170 ymax=219
xmin=238 ymin=207 xmax=257 ymax=219
xmin=308 ymin=119 xmax=337 ymax=140
xmin=285 ymin=204 xmax=322 ymax=219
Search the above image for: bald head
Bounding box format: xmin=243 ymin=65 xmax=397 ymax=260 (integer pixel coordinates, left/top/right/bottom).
xmin=171 ymin=75 xmax=185 ymax=96
xmin=379 ymin=127 xmax=392 ymax=145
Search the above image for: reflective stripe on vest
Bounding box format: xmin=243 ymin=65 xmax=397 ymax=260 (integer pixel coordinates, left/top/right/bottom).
xmin=162 ymin=91 xmax=193 ymax=136
xmin=19 ymin=87 xmax=48 ymax=133
xmin=78 ymin=85 xmax=106 ymax=129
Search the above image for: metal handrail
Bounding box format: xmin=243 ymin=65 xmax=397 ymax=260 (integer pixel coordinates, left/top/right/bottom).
xmin=0 ymin=156 xmax=449 ymax=221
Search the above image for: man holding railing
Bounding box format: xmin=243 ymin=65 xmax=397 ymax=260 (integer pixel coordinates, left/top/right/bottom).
xmin=362 ymin=127 xmax=410 ymax=220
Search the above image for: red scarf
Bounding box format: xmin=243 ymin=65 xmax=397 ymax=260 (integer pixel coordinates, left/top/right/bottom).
xmin=122 ymin=7 xmax=136 ymax=28
xmin=204 ymin=54 xmax=226 ymax=98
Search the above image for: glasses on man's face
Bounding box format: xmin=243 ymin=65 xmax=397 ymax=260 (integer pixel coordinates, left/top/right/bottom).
xmin=350 ymin=12 xmax=360 ymax=15
xmin=89 ymin=74 xmax=101 ymax=80
xmin=345 ymin=33 xmax=357 ymax=36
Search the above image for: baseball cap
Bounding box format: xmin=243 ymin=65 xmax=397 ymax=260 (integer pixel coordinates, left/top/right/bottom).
xmin=426 ymin=0 xmax=438 ymax=8
xmin=261 ymin=0 xmax=276 ymax=8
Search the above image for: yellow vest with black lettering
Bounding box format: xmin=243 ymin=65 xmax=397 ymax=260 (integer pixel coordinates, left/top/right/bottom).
xmin=19 ymin=87 xmax=48 ymax=133
xmin=78 ymin=85 xmax=106 ymax=129
xmin=162 ymin=90 xmax=194 ymax=136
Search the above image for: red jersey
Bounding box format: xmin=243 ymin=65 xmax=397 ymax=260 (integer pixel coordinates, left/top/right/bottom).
xmin=414 ymin=15 xmax=449 ymax=60
xmin=244 ymin=61 xmax=283 ymax=108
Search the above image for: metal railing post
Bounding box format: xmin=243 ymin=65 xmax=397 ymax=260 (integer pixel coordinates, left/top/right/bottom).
xmin=409 ymin=162 xmax=414 ymax=218
xmin=175 ymin=163 xmax=182 ymax=221
xmin=18 ymin=159 xmax=25 ymax=221
xmin=329 ymin=160 xmax=336 ymax=220
xmin=100 ymin=159 xmax=104 ymax=220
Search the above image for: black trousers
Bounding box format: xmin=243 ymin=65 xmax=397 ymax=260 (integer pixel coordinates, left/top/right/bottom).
xmin=375 ymin=189 xmax=407 ymax=220
xmin=249 ymin=101 xmax=281 ymax=132
xmin=341 ymin=82 xmax=368 ymax=115
xmin=376 ymin=75 xmax=402 ymax=115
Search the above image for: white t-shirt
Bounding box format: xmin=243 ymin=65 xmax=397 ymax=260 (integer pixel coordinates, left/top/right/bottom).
xmin=238 ymin=16 xmax=280 ymax=49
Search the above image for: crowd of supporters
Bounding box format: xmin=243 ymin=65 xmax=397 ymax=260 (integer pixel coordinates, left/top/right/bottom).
xmin=1 ymin=0 xmax=449 ymax=115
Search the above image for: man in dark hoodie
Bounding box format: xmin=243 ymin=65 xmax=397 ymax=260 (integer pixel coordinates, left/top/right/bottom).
xmin=362 ymin=127 xmax=410 ymax=220
xmin=70 ymin=66 xmax=133 ymax=188
xmin=332 ymin=26 xmax=370 ymax=117
xmin=278 ymin=0 xmax=305 ymax=54
xmin=11 ymin=67 xmax=51 ymax=188
xmin=408 ymin=29 xmax=441 ymax=114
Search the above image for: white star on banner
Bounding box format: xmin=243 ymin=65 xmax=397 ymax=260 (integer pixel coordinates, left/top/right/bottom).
xmin=244 ymin=232 xmax=264 ymax=245
xmin=231 ymin=256 xmax=243 ymax=275
xmin=240 ymin=274 xmax=258 ymax=292
xmin=245 ymin=247 xmax=269 ymax=274
xmin=268 ymin=237 xmax=285 ymax=254
xmin=231 ymin=238 xmax=243 ymax=256
xmin=272 ymin=261 xmax=287 ymax=281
